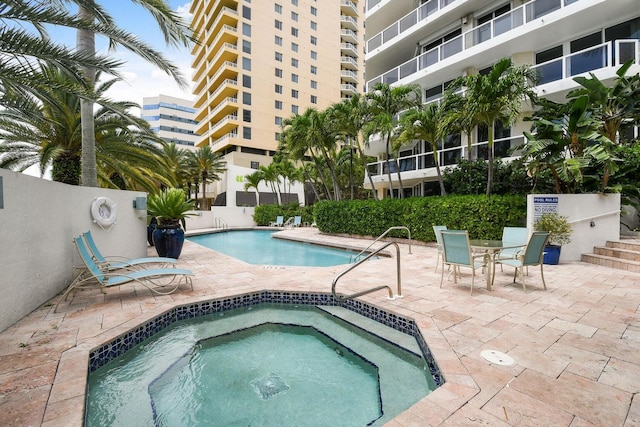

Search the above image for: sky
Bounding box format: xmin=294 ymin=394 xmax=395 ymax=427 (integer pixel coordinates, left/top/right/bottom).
xmin=48 ymin=1 xmax=195 ymax=107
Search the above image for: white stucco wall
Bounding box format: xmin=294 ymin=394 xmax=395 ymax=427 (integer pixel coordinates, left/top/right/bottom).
xmin=185 ymin=207 xmax=257 ymax=230
xmin=526 ymin=193 xmax=621 ymax=262
xmin=0 ymin=169 xmax=147 ymax=332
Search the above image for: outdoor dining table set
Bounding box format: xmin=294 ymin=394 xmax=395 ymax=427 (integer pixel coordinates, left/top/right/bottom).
xmin=433 ymin=226 xmax=550 ymax=295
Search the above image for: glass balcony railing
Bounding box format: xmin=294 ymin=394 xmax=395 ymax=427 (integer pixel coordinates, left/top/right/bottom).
xmin=533 ymin=40 xmax=639 ymax=85
xmin=367 ymin=0 xmax=584 ymax=90
xmin=367 ymin=0 xmax=458 ymax=51
xmin=366 ymin=135 xmax=525 ymax=177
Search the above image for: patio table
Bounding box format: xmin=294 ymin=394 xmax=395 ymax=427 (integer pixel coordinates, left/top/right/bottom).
xmin=469 ymin=239 xmax=523 ymax=291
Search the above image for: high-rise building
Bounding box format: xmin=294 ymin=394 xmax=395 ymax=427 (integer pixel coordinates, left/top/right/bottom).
xmin=364 ymin=0 xmax=640 ymax=198
xmin=141 ymin=95 xmax=199 ymax=150
xmin=189 ymin=0 xmax=365 ymax=206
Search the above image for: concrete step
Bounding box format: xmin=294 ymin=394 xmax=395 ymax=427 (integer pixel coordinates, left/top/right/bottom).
xmin=593 ymin=245 xmax=640 ymax=262
xmin=581 ymin=252 xmax=640 ymax=272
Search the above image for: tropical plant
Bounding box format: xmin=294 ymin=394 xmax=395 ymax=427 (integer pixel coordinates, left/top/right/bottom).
xmin=448 ymin=58 xmax=538 ymax=196
xmin=244 ymin=169 xmax=264 ymax=206
xmin=533 ymin=213 xmax=572 ymax=246
xmin=364 ymin=82 xmax=422 ymax=198
xmin=187 ymin=145 xmax=226 ymax=210
xmin=147 ymin=187 xmax=195 ymax=229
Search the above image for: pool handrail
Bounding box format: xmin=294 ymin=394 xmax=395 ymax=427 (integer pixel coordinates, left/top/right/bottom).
xmin=332 ymin=241 xmax=403 ymax=301
xmin=350 ymin=226 xmax=411 ymax=263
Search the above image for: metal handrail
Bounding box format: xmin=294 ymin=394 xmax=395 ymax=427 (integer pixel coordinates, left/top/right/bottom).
xmin=214 ymin=217 xmax=228 ymax=229
xmin=332 ymin=241 xmax=403 ymax=302
xmin=351 ymin=226 xmax=411 ymax=263
xmin=567 ymin=210 xmax=620 ymax=225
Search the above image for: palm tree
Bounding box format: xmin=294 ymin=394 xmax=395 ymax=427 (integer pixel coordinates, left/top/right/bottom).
xmin=449 ymin=58 xmax=537 ymax=196
xmin=328 ymin=94 xmax=379 ymax=200
xmin=397 ymin=104 xmax=447 ymax=196
xmin=365 ymin=83 xmax=421 ymax=198
xmin=72 ymin=0 xmax=194 ymax=187
xmin=276 ymin=160 xmax=302 ymax=204
xmin=0 ymin=66 xmax=172 ymax=192
xmin=161 ymin=143 xmax=192 ymax=189
xmin=187 ymin=145 xmax=226 ymax=210
xmin=259 ymin=163 xmax=282 ymax=205
xmin=244 ymin=169 xmax=264 ymax=206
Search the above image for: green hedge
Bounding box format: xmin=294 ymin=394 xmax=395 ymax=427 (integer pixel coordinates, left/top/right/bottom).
xmin=313 ymin=195 xmax=526 ymax=242
xmin=254 ymin=204 xmax=315 ymax=226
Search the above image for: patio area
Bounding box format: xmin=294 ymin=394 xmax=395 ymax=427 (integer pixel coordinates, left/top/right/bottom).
xmin=0 ymin=227 xmax=639 ymax=426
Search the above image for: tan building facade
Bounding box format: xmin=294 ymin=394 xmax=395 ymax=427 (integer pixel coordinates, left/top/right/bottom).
xmin=189 ymin=0 xmax=365 ymax=206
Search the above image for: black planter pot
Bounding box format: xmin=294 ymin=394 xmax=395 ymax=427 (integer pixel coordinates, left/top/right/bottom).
xmin=147 ymin=217 xmax=157 ymax=246
xmin=152 ymin=223 xmax=185 ymax=259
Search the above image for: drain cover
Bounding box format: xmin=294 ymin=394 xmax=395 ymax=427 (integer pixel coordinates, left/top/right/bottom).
xmin=250 ymin=374 xmax=290 ymax=400
xmin=481 ymin=350 xmax=515 ymax=366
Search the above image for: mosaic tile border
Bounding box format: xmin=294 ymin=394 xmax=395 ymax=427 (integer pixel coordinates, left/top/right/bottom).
xmin=88 ymin=290 xmax=444 ymax=386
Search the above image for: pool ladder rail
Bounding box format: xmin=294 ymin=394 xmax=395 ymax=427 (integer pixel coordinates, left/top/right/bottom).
xmin=350 ymin=226 xmax=412 ymax=263
xmin=332 ymin=241 xmax=403 ymax=302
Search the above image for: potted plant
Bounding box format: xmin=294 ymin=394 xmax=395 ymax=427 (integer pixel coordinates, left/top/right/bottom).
xmin=147 ymin=188 xmax=195 ymax=259
xmin=534 ymin=212 xmax=572 ymax=265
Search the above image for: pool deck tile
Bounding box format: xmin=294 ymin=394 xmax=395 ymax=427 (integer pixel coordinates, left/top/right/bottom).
xmin=1 ymin=227 xmax=640 ymax=426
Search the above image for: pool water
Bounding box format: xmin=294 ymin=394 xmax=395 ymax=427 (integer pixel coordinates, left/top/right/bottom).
xmin=86 ymin=304 xmax=437 ymax=426
xmin=187 ymin=230 xmax=357 ymax=266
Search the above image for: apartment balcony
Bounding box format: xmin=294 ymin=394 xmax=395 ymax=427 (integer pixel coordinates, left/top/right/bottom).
xmin=341 ymin=29 xmax=359 ymax=44
xmin=340 ymin=42 xmax=358 ymax=56
xmin=207 ymin=42 xmax=238 ymax=71
xmin=208 ymin=6 xmax=239 ymax=39
xmin=204 ymin=24 xmax=238 ymax=58
xmin=340 ymin=0 xmax=358 ymax=16
xmin=340 ymin=56 xmax=359 ymax=70
xmin=210 ymin=61 xmax=239 ymax=88
xmin=365 ymin=135 xmax=525 ymax=187
xmin=211 ymin=130 xmax=239 ymax=152
xmin=340 ymin=83 xmax=358 ymax=96
xmin=341 ymin=70 xmax=359 ymax=83
xmin=367 ymin=0 xmax=458 ymax=52
xmin=209 ymin=96 xmax=239 ymax=123
xmin=208 ymin=78 xmax=239 ymax=106
xmin=340 ymin=15 xmax=358 ymax=31
xmin=210 ymin=114 xmax=239 ymax=139
xmin=366 ymin=0 xmax=639 ymax=92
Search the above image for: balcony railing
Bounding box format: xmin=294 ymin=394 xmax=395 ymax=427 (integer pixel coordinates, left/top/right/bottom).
xmin=366 ymin=135 xmax=525 ymax=177
xmin=367 ymin=0 xmax=458 ymax=52
xmin=367 ymin=0 xmax=583 ymax=90
xmin=533 ymin=39 xmax=639 ymax=85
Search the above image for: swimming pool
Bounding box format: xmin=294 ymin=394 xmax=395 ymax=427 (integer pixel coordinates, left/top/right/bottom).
xmin=187 ymin=229 xmax=359 ymax=266
xmin=85 ymin=292 xmax=443 ymax=426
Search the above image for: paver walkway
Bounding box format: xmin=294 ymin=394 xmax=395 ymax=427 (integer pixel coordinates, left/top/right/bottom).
xmin=0 ymin=228 xmax=639 ymax=426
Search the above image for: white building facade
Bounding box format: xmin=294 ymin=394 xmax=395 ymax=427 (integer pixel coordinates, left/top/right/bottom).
xmin=364 ymin=0 xmax=640 ymax=198
xmin=141 ymin=94 xmax=199 ymax=150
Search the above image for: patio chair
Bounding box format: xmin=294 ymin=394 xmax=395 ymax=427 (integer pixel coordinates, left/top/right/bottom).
xmin=440 ymin=230 xmax=489 ymax=296
xmin=494 ymin=231 xmax=550 ymax=292
xmin=55 ymin=236 xmax=194 ymax=312
xmin=497 ymin=227 xmax=529 ymax=262
xmin=432 ymin=225 xmax=447 ymax=272
xmin=292 ymin=216 xmax=302 ymax=227
xmin=82 ymin=231 xmax=177 ymax=271
xmin=270 ymin=216 xmax=284 ymax=227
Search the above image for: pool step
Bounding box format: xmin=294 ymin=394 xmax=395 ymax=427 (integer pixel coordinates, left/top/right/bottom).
xmin=317 ymin=305 xmax=421 ymax=356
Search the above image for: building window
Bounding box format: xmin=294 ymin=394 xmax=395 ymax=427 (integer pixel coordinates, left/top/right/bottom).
xmin=310 ymin=51 xmax=317 ymax=60
xmin=291 ymin=27 xmax=298 ymax=37
xmin=275 ymin=52 xmax=283 ymax=62
xmin=310 ymin=95 xmax=317 ymax=104
xmin=291 ymin=89 xmax=299 ymax=98
xmin=291 ymin=42 xmax=298 ymax=52
xmin=310 ymin=21 xmax=317 ymax=31
xmin=310 ymin=35 xmax=317 ymax=45
xmin=275 ymin=132 xmax=281 ymax=141
xmin=291 ymin=73 xmax=298 ymax=83
xmin=243 ymin=75 xmax=251 ymax=88
xmin=275 ymin=3 xmax=282 ymax=13
xmin=251 ymin=161 xmax=259 ymax=169
xmin=275 ymin=68 xmax=283 ymax=78
xmin=291 ymin=58 xmax=298 ymax=67
xmin=243 ymin=109 xmax=251 ymax=122
xmin=275 ymin=100 xmax=283 ymax=110
xmin=311 ymin=80 xmax=317 ymax=89
xmin=275 ymin=116 xmax=282 ymax=125
xmin=310 ymin=65 xmax=317 ymax=74
xmin=242 ymin=5 xmax=251 ymax=19
xmin=291 ymin=105 xmax=299 ymax=114
xmin=275 ymin=20 xmax=282 ymax=30
xmin=291 ymin=0 xmax=298 ymax=5
xmin=242 ymin=40 xmax=251 ymax=53
xmin=243 ymin=126 xmax=252 ymax=139
xmin=242 ymin=57 xmax=251 ymax=71
xmin=242 ymin=23 xmax=251 ymax=36
xmin=243 ymin=92 xmax=251 ymax=105
xmin=275 ymin=35 xmax=282 ymax=46
xmin=310 ymin=6 xmax=317 ymax=15
xmin=275 ymin=84 xmax=283 ymax=94
xmin=291 ymin=12 xmax=298 ymax=21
